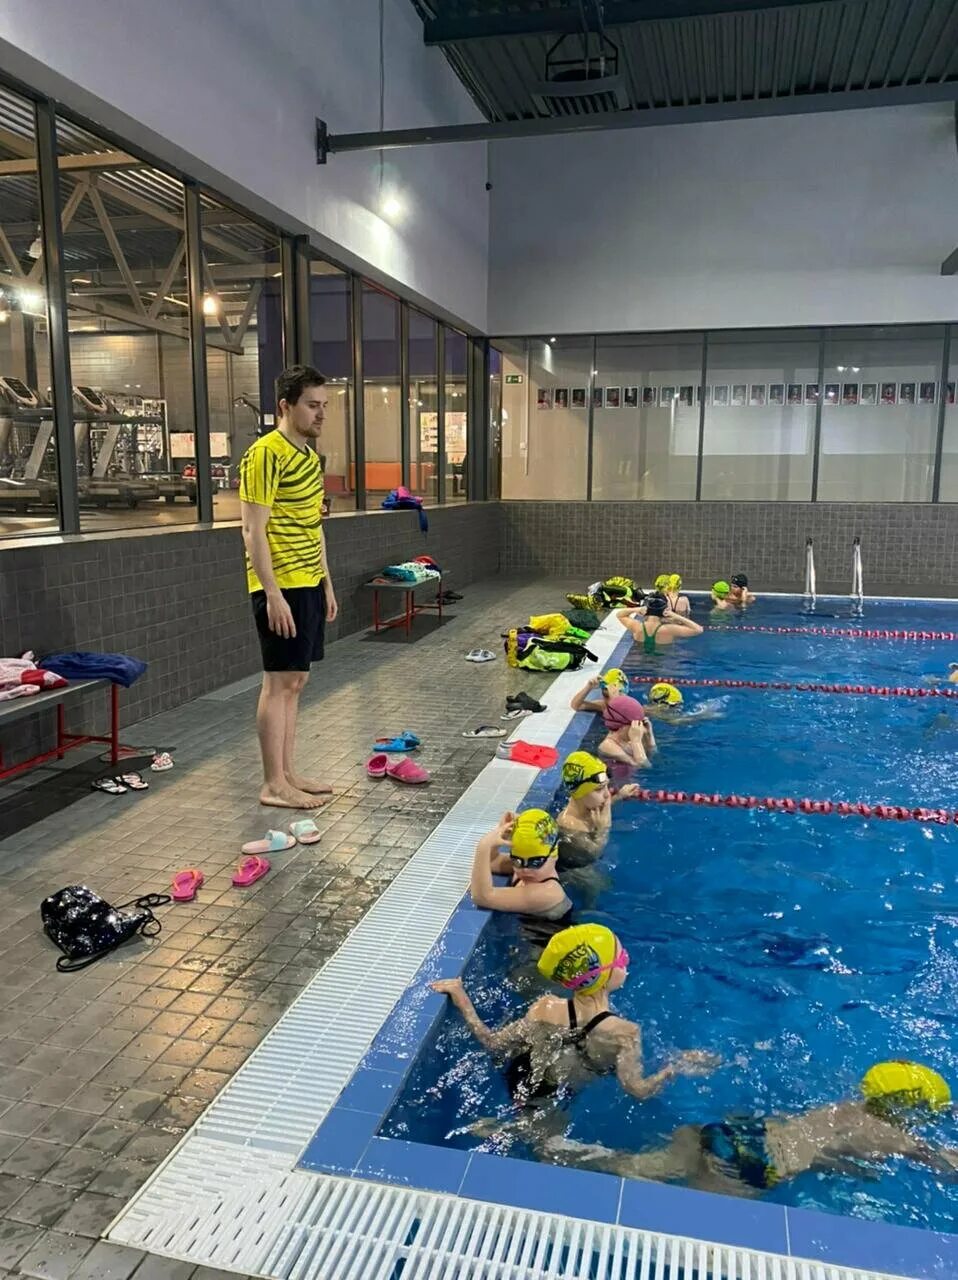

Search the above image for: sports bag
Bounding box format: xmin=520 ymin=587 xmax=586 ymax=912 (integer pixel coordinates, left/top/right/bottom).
xmin=41 ymin=885 xmax=170 ymax=972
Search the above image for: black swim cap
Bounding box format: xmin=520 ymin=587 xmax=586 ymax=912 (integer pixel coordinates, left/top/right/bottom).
xmin=645 ymin=592 xmax=668 ymax=617
xmin=731 ymin=573 xmax=748 ymax=588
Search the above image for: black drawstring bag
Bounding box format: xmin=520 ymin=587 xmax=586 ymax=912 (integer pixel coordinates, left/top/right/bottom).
xmin=41 ymin=885 xmax=170 ymax=972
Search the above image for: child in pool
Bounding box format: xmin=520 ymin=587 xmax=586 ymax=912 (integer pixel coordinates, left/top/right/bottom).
xmin=598 ymin=694 xmax=656 ymax=768
xmin=710 ymin=580 xmax=734 ymax=611
xmin=644 ymin=683 xmax=725 ymax=724
xmin=729 ymin=573 xmax=756 ymax=606
xmin=569 ymin=668 xmax=628 ymax=715
xmin=556 ymin=750 xmax=639 ymax=864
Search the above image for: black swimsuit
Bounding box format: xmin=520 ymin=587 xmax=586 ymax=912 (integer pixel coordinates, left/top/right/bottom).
xmin=515 ymin=873 xmax=574 ymax=948
xmin=505 ymin=999 xmax=616 ymax=1104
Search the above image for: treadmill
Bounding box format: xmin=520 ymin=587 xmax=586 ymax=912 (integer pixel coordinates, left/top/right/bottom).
xmin=0 ymin=376 xmax=59 ymax=512
xmin=73 ymin=386 xmax=160 ymax=507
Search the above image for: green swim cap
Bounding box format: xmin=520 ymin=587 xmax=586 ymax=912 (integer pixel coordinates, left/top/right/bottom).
xmin=712 ymin=580 xmax=730 ymax=597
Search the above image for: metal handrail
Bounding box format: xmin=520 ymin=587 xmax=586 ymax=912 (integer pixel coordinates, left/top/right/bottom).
xmin=851 ymin=535 xmax=864 ymax=607
xmin=804 ymin=537 xmax=817 ymax=606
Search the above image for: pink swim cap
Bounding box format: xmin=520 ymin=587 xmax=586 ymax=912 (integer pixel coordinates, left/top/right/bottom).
xmin=602 ymin=694 xmax=645 ymax=730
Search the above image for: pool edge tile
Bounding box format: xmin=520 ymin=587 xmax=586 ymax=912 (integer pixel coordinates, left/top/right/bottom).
xmin=786 ymin=1202 xmax=958 ymax=1279
xmin=618 ymin=1178 xmax=788 ymax=1256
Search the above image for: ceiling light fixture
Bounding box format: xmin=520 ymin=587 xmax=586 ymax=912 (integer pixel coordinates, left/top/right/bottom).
xmin=381 ymin=196 xmax=402 ymax=219
xmin=202 ymin=293 xmax=219 ymax=316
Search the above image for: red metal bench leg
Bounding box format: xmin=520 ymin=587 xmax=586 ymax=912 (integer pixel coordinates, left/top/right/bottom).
xmin=110 ymin=684 xmax=119 ymax=765
xmin=405 ymin=590 xmax=412 ymax=637
xmin=438 ymin=581 xmax=444 ymax=621
xmin=56 ymin=703 xmax=66 ymax=759
xmin=373 ymin=589 xmax=381 ymax=633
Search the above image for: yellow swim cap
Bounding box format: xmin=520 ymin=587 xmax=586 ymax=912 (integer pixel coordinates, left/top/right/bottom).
xmin=510 ymin=809 xmax=559 ymax=862
xmin=668 ymin=573 xmax=682 ymax=591
xmin=599 ymin=667 xmax=628 ymax=696
xmin=654 ymin=573 xmax=670 ymax=591
xmin=861 ymin=1061 xmax=951 ymax=1111
xmin=538 ymin=923 xmax=618 ymax=994
xmin=712 ymin=580 xmax=730 ymax=597
xmin=650 ymin=682 xmax=683 ymax=706
xmin=561 ymin=750 xmax=609 ymax=798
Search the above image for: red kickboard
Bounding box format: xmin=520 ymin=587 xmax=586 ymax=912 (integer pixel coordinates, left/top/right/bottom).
xmin=505 ymin=741 xmax=559 ymax=769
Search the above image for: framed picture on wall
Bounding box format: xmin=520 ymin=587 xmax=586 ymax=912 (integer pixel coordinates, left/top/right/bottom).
xmin=592 ymin=386 xmax=604 ymax=408
xmin=947 ymin=382 xmax=956 ymax=405
xmin=537 ymin=388 xmax=553 ymax=410
xmin=768 ymin=383 xmax=785 ymax=406
xmin=554 ymin=387 xmax=569 ymax=409
xmin=749 ymin=384 xmax=767 ymax=407
xmin=860 ymin=383 xmax=877 ymax=406
xmin=731 ymin=384 xmax=747 ymax=406
xmin=841 ymin=383 xmax=859 ymax=405
xmin=642 ymin=386 xmax=658 ymax=407
xmin=805 ymin=383 xmax=820 ymax=405
xmin=571 ymin=387 xmax=586 ymax=408
xmin=712 ymin=384 xmax=729 ymax=406
xmin=660 ymin=386 xmax=676 ymax=405
xmin=823 ymin=383 xmax=840 ymax=405
xmin=679 ymin=385 xmax=694 ymax=406
xmin=624 ymin=386 xmax=638 ymax=407
xmin=880 ymin=381 xmax=897 ymax=405
xmin=786 ymin=384 xmax=803 ymax=405
xmin=899 ymin=382 xmax=916 ymax=404
xmin=919 ymin=381 xmax=937 ymax=405
xmin=606 ymin=387 xmax=621 ymax=408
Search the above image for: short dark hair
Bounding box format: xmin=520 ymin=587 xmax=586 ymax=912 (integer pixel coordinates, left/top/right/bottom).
xmin=276 ymin=365 xmax=326 ymax=408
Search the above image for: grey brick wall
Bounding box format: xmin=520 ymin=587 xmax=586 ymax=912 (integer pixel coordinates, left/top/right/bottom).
xmin=500 ymin=501 xmax=958 ymax=595
xmin=0 ymin=502 xmax=499 ymax=765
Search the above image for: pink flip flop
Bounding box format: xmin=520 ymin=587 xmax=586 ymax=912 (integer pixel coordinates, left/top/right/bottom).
xmin=233 ymin=855 xmax=271 ymax=887
xmin=171 ymin=869 xmax=204 ymax=902
xmin=386 ymin=757 xmax=430 ymax=785
xmin=367 ymin=753 xmax=389 ymax=778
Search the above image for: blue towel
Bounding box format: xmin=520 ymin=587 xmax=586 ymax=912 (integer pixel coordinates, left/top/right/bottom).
xmin=42 ymin=651 xmax=147 ymax=688
xmin=381 ymin=490 xmax=428 ymax=534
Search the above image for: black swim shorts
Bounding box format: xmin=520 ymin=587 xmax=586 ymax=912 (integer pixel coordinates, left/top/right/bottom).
xmin=251 ymin=585 xmax=326 ymax=672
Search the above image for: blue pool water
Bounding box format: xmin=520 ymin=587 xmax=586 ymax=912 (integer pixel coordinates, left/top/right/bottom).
xmin=381 ymin=596 xmax=958 ymax=1234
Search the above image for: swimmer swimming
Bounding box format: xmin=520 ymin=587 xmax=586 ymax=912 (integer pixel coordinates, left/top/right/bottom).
xmin=598 ymin=694 xmax=656 ymax=768
xmin=617 ymin=593 xmax=703 ymax=653
xmin=540 ymin=1060 xmax=958 ymax=1197
xmin=570 ymin=668 xmax=628 ymax=715
xmin=556 ymin=750 xmax=640 ymax=864
xmin=430 ymin=923 xmax=718 ymax=1109
xmin=922 ymin=662 xmax=958 ymax=686
xmin=644 ymin=682 xmax=725 ymax=724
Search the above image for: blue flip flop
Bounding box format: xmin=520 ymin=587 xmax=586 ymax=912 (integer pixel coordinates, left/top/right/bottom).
xmin=374 ymin=731 xmax=421 ymax=753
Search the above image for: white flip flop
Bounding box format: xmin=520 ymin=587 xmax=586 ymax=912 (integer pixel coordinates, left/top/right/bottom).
xmin=465 ymin=649 xmax=496 ymax=663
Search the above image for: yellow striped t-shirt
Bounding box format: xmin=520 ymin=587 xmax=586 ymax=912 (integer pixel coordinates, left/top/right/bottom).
xmin=239 ymin=430 xmax=325 ymax=593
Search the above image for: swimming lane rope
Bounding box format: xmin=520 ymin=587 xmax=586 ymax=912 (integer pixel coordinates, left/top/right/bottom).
xmin=728 ymin=626 xmax=957 ymax=640
xmin=624 ymin=675 xmax=958 ymax=700
xmin=623 ymin=788 xmax=958 ymax=826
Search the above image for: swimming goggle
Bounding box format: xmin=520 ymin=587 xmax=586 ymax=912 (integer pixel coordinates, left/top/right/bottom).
xmin=509 ymin=852 xmax=554 ymax=870
xmin=562 ymin=946 xmax=630 ymax=989
xmin=563 ymin=769 xmax=609 ymax=790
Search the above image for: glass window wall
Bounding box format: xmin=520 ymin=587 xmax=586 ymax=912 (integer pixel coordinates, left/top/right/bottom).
xmin=701 ymin=330 xmax=819 ymax=500
xmin=938 ymin=326 xmax=958 ymax=502
xmin=199 ymin=192 xmax=283 ymax=524
xmin=408 ymin=308 xmax=437 ymax=499
xmin=443 ymin=326 xmax=468 ymax=503
xmin=499 ymin=337 xmax=589 ymax=500
xmin=308 ymin=256 xmax=355 ymax=513
xmin=818 ymin=326 xmax=944 ymax=502
xmin=593 ymin=334 xmax=701 ymax=500
xmin=0 ymin=87 xmax=60 ymax=539
xmin=361 ymin=284 xmax=401 ymax=504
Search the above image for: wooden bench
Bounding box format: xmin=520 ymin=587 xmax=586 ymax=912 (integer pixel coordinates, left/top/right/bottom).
xmin=363 ymin=575 xmax=446 ymax=638
xmin=0 ymin=679 xmax=120 ymax=782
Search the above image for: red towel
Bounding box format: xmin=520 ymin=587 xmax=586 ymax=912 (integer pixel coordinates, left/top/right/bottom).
xmin=506 ymin=741 xmax=559 ymax=769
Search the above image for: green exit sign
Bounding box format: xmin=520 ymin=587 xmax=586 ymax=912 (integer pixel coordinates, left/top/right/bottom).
xmin=505 ymin=374 xmax=523 ymax=384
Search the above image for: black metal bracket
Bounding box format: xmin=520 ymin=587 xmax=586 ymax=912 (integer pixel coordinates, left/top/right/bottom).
xmin=315 ymin=118 xmax=329 ymax=165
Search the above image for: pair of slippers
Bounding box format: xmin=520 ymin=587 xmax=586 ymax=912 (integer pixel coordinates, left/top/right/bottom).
xmin=367 ymin=754 xmax=430 ymax=784
xmin=241 ymin=820 xmax=322 ymax=854
xmin=92 ymin=772 xmax=148 ymax=795
xmin=465 ymin=649 xmax=496 ymax=663
xmin=373 ymin=731 xmax=420 ymax=753
xmin=508 ymin=692 xmax=546 ymax=713
xmin=171 ymin=857 xmax=269 ymax=900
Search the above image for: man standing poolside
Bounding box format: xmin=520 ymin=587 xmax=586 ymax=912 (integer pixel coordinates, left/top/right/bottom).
xmin=240 ymin=365 xmax=337 ymax=808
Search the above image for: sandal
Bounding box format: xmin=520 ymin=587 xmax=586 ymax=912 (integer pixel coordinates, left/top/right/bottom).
xmin=240 ymin=830 xmax=296 ymax=855
xmin=171 ymin=869 xmax=204 ymax=902
xmin=232 ymin=855 xmax=271 ymax=887
xmin=367 ymin=753 xmax=389 ymax=778
xmin=92 ymin=777 xmax=126 ymax=795
xmin=386 ymin=757 xmax=431 ymax=784
xmin=462 ymin=726 xmax=507 ymax=738
xmin=374 ymin=732 xmax=421 ymax=753
xmin=465 ymin=649 xmax=496 ymax=663
xmin=289 ymin=819 xmax=322 ymax=845
xmin=151 ymin=752 xmax=174 ymax=772
xmin=116 ymin=772 xmax=149 ymax=791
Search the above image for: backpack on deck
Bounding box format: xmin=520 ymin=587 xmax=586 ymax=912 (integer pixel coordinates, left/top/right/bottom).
xmin=503 ymin=627 xmax=597 ymax=671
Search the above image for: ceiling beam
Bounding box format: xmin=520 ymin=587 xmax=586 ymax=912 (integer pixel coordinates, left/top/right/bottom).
xmin=423 ymin=0 xmax=831 ymax=44
xmin=0 ymin=150 xmax=140 ymax=176
xmin=321 ymin=79 xmax=958 ymax=157
xmin=1 ymin=209 xmax=261 ymax=237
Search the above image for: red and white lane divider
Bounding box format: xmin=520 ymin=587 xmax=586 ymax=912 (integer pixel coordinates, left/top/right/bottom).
xmin=625 ymin=674 xmax=958 ymax=700
xmin=730 ymin=626 xmax=957 ymax=641
xmin=623 ymin=787 xmax=958 ymax=825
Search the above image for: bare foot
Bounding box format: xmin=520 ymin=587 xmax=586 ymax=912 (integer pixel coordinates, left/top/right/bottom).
xmin=286 ymin=773 xmax=333 ymax=795
xmin=259 ymin=786 xmax=328 ymax=810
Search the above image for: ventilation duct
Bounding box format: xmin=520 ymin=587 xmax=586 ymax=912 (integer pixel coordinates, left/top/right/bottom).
xmin=531 ymin=32 xmax=629 ymax=117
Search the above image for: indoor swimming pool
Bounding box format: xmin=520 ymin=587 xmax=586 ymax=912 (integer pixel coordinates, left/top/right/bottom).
xmin=357 ymin=597 xmax=958 ymax=1243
